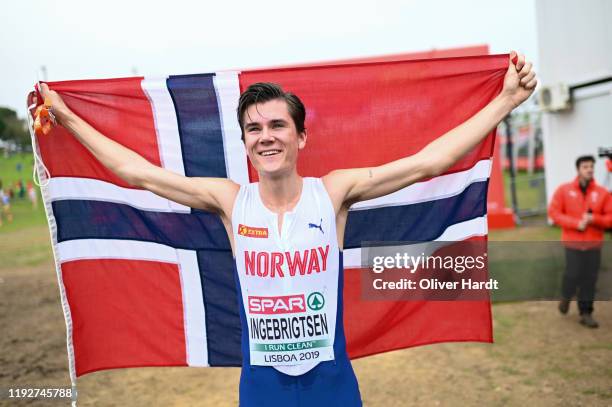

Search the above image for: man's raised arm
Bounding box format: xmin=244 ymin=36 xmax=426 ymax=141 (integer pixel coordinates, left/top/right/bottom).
xmin=38 ymin=83 xmax=239 ymax=215
xmin=324 ymin=52 xmax=537 ymax=209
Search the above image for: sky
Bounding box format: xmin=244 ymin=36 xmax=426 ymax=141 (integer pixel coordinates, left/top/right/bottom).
xmin=0 ymin=0 xmax=538 ymax=117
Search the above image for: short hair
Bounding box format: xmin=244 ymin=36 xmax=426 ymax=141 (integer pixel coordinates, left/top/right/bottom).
xmin=237 ymin=82 xmax=306 ymax=141
xmin=575 ymin=155 xmax=595 ymax=169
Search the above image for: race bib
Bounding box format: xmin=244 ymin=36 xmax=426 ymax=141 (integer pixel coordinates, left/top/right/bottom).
xmin=246 ymin=290 xmax=335 ymax=366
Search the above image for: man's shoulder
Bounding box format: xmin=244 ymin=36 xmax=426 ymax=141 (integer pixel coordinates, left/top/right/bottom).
xmin=592 ymin=182 xmax=609 ymax=194
xmin=554 ymin=181 xmax=574 ymax=194
xmin=555 ymin=182 xmax=569 ymax=195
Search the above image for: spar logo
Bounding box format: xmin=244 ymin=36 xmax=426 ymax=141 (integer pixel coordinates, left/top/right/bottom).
xmin=307 ymin=292 xmax=325 ymax=311
xmin=248 ymin=294 xmax=306 ymax=314
xmin=238 ymin=224 xmax=269 ymax=238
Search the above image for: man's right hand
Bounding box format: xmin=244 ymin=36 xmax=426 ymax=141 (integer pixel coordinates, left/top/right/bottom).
xmin=578 ymin=213 xmax=594 ymax=231
xmin=39 ymin=83 xmax=73 ymax=125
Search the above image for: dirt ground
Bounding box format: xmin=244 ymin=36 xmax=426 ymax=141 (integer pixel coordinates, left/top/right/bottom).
xmin=1 ymin=259 xmax=611 ymax=407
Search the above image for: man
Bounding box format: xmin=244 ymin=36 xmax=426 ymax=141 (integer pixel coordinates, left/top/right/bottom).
xmin=549 ymin=155 xmax=612 ymax=328
xmin=38 ymin=52 xmax=535 ymax=406
xmin=0 ymin=187 xmax=13 ymax=226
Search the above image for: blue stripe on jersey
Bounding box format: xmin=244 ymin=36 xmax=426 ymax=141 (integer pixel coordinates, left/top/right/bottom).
xmin=52 ymin=200 xmax=231 ymax=251
xmin=166 ymin=73 xmax=227 ymax=179
xmin=343 ymin=181 xmax=488 ymax=249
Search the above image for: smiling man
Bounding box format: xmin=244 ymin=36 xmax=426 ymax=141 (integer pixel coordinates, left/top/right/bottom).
xmin=39 ymin=51 xmax=536 ymax=406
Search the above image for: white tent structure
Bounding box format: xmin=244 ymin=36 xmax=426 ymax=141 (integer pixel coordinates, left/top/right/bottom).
xmin=536 ymin=0 xmax=612 ymax=199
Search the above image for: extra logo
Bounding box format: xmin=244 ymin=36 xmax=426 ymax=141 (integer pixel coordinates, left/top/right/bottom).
xmin=238 ymin=224 xmax=269 ymax=238
xmin=248 ymin=295 xmax=306 ymax=314
xmin=307 ymin=292 xmax=325 ymax=311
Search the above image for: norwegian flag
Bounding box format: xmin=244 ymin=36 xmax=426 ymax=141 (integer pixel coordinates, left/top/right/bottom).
xmin=34 ymin=53 xmax=506 ymax=381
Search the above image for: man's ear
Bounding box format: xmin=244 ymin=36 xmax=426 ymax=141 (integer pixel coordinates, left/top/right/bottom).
xmin=298 ymin=129 xmax=307 ymax=150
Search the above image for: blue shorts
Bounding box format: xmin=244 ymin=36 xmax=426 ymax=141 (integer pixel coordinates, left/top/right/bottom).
xmin=235 ymin=258 xmax=362 ymax=406
xmin=239 ymin=355 xmax=362 ymax=406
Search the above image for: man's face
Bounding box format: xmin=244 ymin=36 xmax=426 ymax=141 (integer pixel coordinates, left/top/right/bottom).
xmin=242 ymin=99 xmax=306 ymax=177
xmin=577 ymin=161 xmax=594 ymax=182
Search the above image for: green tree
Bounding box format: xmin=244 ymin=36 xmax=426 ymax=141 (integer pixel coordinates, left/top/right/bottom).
xmin=0 ymin=107 xmax=30 ymax=150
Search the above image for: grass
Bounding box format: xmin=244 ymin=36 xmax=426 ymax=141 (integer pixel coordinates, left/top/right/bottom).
xmin=491 ymin=312 xmax=514 ymax=345
xmin=489 ymin=215 xmax=561 ymax=241
xmin=0 ymin=153 xmax=53 ymax=270
xmin=0 ymin=196 xmax=48 ymax=232
xmin=499 ymin=365 xmax=521 ymax=376
xmin=0 ymin=152 xmax=47 ymax=233
xmin=578 ymin=343 xmax=612 ymax=351
xmin=503 ymin=169 xmax=547 ymax=213
xmin=0 ymin=224 xmax=54 ymax=269
xmin=0 ymin=151 xmax=36 ymax=184
xmin=581 ymin=388 xmax=612 ymax=400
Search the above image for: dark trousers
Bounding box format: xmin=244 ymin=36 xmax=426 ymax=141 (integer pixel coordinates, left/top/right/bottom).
xmin=562 ymin=248 xmax=601 ymax=315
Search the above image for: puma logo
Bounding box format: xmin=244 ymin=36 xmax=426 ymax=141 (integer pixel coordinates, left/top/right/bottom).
xmin=308 ymin=218 xmax=324 ymax=234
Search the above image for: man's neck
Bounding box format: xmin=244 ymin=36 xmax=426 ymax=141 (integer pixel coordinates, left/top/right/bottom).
xmin=258 ymin=171 xmax=303 ymax=213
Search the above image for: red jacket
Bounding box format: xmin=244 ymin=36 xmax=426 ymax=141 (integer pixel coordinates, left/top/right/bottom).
xmin=548 ymin=177 xmax=612 ymax=249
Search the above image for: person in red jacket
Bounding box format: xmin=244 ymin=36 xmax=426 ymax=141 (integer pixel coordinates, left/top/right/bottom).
xmin=548 ymin=155 xmax=612 ymax=328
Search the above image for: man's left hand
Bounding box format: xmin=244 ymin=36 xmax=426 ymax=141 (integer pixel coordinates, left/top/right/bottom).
xmin=500 ymin=51 xmax=537 ymax=109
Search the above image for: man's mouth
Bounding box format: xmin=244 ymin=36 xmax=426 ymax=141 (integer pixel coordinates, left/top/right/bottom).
xmin=259 ymin=150 xmax=282 ymax=157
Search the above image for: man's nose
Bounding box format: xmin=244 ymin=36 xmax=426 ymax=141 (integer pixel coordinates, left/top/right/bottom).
xmin=260 ymin=126 xmax=275 ymax=142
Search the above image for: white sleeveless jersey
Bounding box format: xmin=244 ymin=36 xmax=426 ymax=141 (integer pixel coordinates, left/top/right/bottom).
xmin=231 ymin=177 xmax=340 ymax=376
